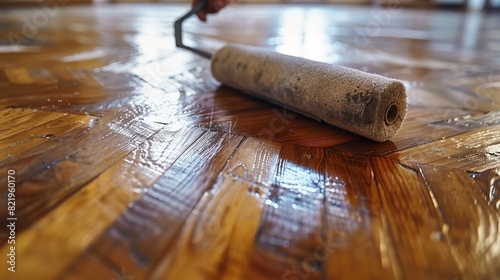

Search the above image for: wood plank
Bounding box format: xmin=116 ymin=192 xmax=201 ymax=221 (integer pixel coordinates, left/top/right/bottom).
xmin=60 ymin=126 xmax=207 ymax=279
xmin=0 ymin=106 xmax=163 ymax=233
xmin=397 ymin=126 xmax=500 ymax=172
xmin=0 ymin=108 xmax=67 ymax=141
xmin=0 ymin=71 xmax=146 ymax=110
xmin=0 ymin=111 xmax=94 ymax=159
xmin=372 ymin=157 xmax=462 ymax=279
xmin=323 ymin=151 xmax=399 ymax=280
xmin=244 ymin=143 xmax=325 ymax=280
xmin=151 ymin=137 xmax=282 ymax=279
xmin=418 ymin=164 xmax=500 ymax=278
xmin=81 ymin=130 xmax=243 ymax=279
xmin=0 ymin=126 xmax=205 ymax=280
xmin=0 ymin=4 xmax=499 ymax=279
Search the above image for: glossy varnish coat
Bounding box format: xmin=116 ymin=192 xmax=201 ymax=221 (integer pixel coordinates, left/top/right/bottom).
xmin=0 ymin=4 xmax=499 ymax=279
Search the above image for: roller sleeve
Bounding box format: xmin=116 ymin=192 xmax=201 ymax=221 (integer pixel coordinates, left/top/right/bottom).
xmin=211 ymin=44 xmax=407 ymax=142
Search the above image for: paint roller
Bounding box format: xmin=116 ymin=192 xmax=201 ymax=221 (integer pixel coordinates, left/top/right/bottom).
xmin=174 ymin=1 xmax=407 ymax=142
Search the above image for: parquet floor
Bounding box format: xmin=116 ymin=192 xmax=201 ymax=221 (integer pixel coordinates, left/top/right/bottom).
xmin=0 ymin=3 xmax=499 ymax=279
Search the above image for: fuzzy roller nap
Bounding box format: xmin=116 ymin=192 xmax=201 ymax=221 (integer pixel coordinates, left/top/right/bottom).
xmin=211 ymin=45 xmax=407 ymax=142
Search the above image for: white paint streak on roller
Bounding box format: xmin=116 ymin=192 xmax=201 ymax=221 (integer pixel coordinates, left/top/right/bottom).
xmin=211 ymin=44 xmax=407 ymax=142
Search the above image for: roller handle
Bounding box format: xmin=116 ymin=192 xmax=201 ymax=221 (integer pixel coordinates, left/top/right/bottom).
xmin=174 ymin=0 xmax=213 ymax=59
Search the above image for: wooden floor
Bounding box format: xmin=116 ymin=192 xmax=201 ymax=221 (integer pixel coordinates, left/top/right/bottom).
xmin=0 ymin=3 xmax=499 ymax=279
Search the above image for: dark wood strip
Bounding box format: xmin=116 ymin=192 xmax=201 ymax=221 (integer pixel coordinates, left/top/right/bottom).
xmin=244 ymin=143 xmax=325 ymax=280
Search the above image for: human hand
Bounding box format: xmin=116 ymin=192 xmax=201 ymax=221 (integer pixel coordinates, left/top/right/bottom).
xmin=193 ymin=0 xmax=230 ymax=22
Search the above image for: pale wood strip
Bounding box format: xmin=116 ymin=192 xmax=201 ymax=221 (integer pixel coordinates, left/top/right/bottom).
xmin=323 ymin=151 xmax=399 ymax=280
xmin=397 ymin=126 xmax=500 ymax=172
xmin=0 ymin=108 xmax=67 ymax=141
xmin=0 ymin=107 xmax=37 ymax=122
xmin=0 ymin=112 xmax=94 ymax=160
xmin=419 ymin=164 xmax=500 ymax=278
xmin=128 ymin=52 xmax=209 ymax=91
xmin=373 ymin=157 xmax=462 ymax=279
xmin=0 ymin=117 xmax=93 ymax=167
xmin=390 ymin=107 xmax=472 ymax=148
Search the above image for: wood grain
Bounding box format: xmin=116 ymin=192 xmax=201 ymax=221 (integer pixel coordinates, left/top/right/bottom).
xmin=152 ymin=137 xmax=282 ymax=280
xmin=246 ymin=143 xmax=326 ymax=280
xmin=72 ymin=130 xmax=243 ymax=279
xmin=398 ymin=126 xmax=500 ymax=172
xmin=418 ymin=164 xmax=500 ymax=278
xmin=323 ymin=151 xmax=399 ymax=280
xmin=373 ymin=158 xmax=461 ymax=279
xmin=0 ymin=126 xmax=200 ymax=279
xmin=0 ymin=3 xmax=499 ymax=280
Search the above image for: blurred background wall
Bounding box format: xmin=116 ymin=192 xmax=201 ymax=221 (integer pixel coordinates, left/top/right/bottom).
xmin=0 ymin=0 xmax=498 ymax=11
